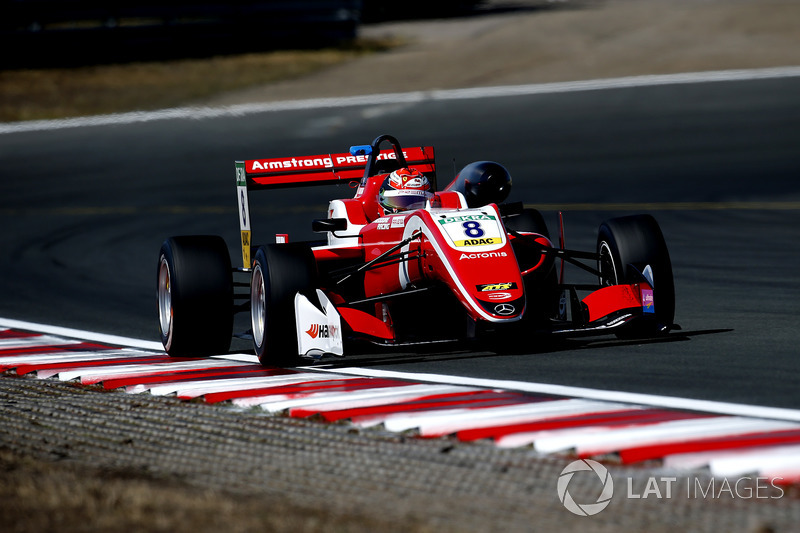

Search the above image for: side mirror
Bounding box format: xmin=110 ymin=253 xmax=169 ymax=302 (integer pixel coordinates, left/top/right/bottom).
xmin=312 ymin=218 xmax=348 ymax=233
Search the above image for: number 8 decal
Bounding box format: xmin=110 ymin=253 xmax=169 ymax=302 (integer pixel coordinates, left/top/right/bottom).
xmin=462 ymin=221 xmax=485 ymax=238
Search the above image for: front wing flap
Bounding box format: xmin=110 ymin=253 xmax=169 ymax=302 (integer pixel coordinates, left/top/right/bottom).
xmin=551 ymin=281 xmax=655 ymax=335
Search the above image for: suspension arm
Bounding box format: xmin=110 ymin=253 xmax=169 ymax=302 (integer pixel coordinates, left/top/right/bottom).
xmin=335 ymin=231 xmax=422 ymax=285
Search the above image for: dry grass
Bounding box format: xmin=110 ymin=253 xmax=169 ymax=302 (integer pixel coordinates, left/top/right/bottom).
xmin=0 ymin=39 xmax=395 ymax=122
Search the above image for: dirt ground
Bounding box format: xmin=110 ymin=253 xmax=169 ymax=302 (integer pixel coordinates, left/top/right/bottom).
xmin=205 ymin=0 xmax=800 ymax=106
xmin=2 ymin=0 xmax=798 ymax=121
xmin=2 ymin=378 xmax=798 ymax=533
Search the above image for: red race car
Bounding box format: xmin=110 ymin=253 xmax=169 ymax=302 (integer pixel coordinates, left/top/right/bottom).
xmin=157 ymin=134 xmax=675 ymax=364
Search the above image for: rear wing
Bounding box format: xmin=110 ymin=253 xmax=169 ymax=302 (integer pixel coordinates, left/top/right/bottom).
xmin=234 ymin=146 xmax=436 ymax=268
xmin=237 ymin=146 xmax=436 ymax=190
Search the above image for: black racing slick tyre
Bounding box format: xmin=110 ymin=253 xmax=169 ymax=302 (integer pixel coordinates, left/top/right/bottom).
xmin=597 ymin=214 xmax=675 ymax=335
xmin=503 ymin=207 xmax=550 ymax=238
xmin=506 ymin=208 xmax=558 ymax=325
xmin=250 ymin=243 xmax=317 ymax=366
xmin=157 ymin=235 xmax=233 ymax=357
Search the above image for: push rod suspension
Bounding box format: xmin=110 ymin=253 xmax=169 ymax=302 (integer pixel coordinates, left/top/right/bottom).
xmin=335 ymin=231 xmax=422 ymax=285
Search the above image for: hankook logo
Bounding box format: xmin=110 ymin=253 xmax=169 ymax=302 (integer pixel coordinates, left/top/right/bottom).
xmin=494 ymin=303 xmax=515 ymax=315
xmin=306 ymin=324 xmax=338 ymax=339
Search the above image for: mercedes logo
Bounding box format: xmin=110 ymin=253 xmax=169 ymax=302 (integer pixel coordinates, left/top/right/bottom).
xmin=494 ymin=303 xmax=515 ymax=316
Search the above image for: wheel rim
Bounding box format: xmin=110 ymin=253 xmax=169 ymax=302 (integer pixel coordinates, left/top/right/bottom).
xmin=157 ymin=256 xmax=172 ymax=339
xmin=598 ymin=241 xmax=618 ymax=286
xmin=251 ymin=262 xmax=266 ymax=348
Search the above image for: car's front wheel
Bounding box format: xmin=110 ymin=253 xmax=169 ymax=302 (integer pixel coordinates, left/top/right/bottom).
xmin=597 ymin=214 xmax=675 ymax=336
xmin=250 ymin=243 xmax=317 ymax=366
xmin=157 ymin=235 xmax=233 ymax=356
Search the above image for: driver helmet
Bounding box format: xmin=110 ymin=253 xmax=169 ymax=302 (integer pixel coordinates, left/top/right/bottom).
xmin=378 ymin=167 xmax=434 ymax=213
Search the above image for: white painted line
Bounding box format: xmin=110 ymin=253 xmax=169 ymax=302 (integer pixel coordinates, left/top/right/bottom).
xmin=233 ymin=384 xmax=464 ymax=412
xmin=496 ymin=427 xmax=602 ymax=449
xmin=380 ymin=399 xmax=632 ymax=436
xmin=0 ymin=335 xmax=82 ymax=349
xmin=760 ymin=462 xmax=800 ymax=483
xmin=309 ymin=367 xmax=800 ymax=423
xmin=210 ymin=353 xmax=260 ymax=364
xmin=2 ymin=67 xmax=799 ymax=135
xmin=663 ymin=444 xmax=799 ymax=472
xmin=36 ymin=356 xmax=162 ymax=379
xmin=175 ymin=374 xmax=360 ymax=399
xmin=416 ymin=401 xmax=636 ymax=437
xmin=230 ymin=393 xmax=300 ymax=408
xmin=58 ymin=359 xmax=244 ymax=383
xmin=0 ymin=318 xmax=164 ymax=351
xmin=0 ymin=349 xmax=149 ymax=367
xmin=535 ymin=417 xmax=799 ymax=455
xmin=154 ymin=372 xmax=352 ymax=397
xmin=252 ymin=384 xmax=457 ymax=413
xmin=288 ymin=385 xmax=481 ymax=416
xmin=663 ymin=449 xmax=749 ymax=471
xmin=709 ymin=445 xmax=800 ymax=478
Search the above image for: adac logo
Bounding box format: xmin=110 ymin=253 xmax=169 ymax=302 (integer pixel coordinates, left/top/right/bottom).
xmin=455 ymin=237 xmax=502 ymax=247
xmin=305 ymin=324 xmax=338 ymax=339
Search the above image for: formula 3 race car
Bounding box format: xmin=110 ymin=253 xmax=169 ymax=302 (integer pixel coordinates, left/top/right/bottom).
xmin=157 ymin=134 xmax=675 ymax=365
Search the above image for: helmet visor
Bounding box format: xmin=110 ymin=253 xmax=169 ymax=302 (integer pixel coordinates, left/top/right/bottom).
xmin=381 ymin=189 xmax=432 ymax=212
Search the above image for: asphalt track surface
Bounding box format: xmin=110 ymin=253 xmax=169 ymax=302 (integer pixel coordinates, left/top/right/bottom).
xmin=1 ymin=73 xmax=799 ymax=413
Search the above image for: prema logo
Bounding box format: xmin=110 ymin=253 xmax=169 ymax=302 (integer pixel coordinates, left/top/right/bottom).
xmin=487 ymin=292 xmax=512 ymax=300
xmin=557 ymin=459 xmax=614 ymax=516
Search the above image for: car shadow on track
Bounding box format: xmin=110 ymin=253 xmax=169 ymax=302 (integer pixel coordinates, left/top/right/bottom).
xmin=306 ymin=328 xmax=734 ymax=369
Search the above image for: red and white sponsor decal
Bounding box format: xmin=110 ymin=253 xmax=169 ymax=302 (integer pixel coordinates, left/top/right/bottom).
xmin=247 ymin=147 xmax=432 ymax=173
xmin=244 ymin=147 xmax=436 ymax=188
xmin=486 ymin=292 xmax=513 ymax=300
xmin=305 ymin=323 xmax=338 ymax=339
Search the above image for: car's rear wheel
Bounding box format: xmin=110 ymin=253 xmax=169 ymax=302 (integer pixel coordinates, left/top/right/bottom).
xmin=597 ymin=214 xmax=675 ymax=335
xmin=504 ymin=207 xmax=550 ymax=238
xmin=250 ymin=243 xmax=317 ymax=366
xmin=158 ymin=235 xmax=233 ymax=356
